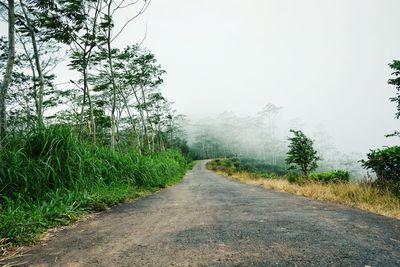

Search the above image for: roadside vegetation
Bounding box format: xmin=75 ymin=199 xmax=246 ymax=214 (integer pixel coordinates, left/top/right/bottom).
xmin=207 ymin=158 xmax=400 ymax=219
xmin=0 ymin=0 xmax=192 ymax=254
xmin=0 ymin=126 xmax=188 ymax=252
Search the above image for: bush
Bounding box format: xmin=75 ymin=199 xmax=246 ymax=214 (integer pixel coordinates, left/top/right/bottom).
xmin=361 ymin=146 xmax=400 ymax=182
xmin=309 ymin=170 xmax=350 ymax=183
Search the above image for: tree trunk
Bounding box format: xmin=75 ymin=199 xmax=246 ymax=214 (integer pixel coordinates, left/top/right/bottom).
xmin=140 ymin=86 xmax=155 ymax=152
xmin=78 ymin=75 xmax=87 ymax=137
xmin=18 ymin=35 xmax=39 ymax=118
xmin=85 ymin=73 xmax=96 ymax=144
xmin=120 ymin=90 xmax=141 ymax=150
xmin=129 ymin=83 xmax=150 ymax=151
xmin=0 ymin=0 xmax=16 ymax=141
xmin=19 ymin=0 xmax=45 ymax=127
xmin=107 ymin=1 xmax=117 ymax=152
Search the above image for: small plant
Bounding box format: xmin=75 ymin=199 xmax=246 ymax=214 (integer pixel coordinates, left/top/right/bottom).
xmin=286 ymin=130 xmax=320 ymax=176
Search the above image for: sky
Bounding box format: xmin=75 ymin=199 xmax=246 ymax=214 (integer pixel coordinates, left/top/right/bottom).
xmin=2 ymin=0 xmax=400 ymax=155
xmin=114 ymin=0 xmax=399 ymax=154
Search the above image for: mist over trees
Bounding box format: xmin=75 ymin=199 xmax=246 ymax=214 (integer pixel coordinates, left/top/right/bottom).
xmin=187 ymin=104 xmax=364 ymax=177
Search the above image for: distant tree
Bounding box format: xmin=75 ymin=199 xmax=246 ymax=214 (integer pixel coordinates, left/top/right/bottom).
xmin=386 ymin=60 xmax=400 ymax=137
xmin=257 ymin=103 xmax=282 ymax=164
xmin=286 ymin=129 xmax=320 ymax=176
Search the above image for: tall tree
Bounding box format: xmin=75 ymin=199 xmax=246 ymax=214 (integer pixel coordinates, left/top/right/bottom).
xmin=18 ymin=0 xmax=45 ymax=126
xmin=97 ymin=0 xmax=152 ymax=151
xmin=0 ymin=0 xmax=16 ymax=140
xmin=36 ymin=0 xmax=103 ymax=143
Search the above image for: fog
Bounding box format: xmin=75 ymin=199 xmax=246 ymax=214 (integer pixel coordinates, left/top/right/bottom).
xmin=184 ymin=107 xmax=365 ymax=177
xmin=125 ymin=0 xmax=400 ymax=156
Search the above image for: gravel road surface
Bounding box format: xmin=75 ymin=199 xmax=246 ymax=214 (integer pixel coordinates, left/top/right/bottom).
xmin=2 ymin=160 xmax=400 ymax=266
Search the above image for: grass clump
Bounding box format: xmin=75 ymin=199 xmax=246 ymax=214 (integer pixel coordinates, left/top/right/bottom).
xmin=0 ymin=126 xmax=188 ymax=251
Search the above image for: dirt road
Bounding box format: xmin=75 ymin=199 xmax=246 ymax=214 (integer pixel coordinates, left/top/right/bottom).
xmin=3 ymin=161 xmax=400 ymax=266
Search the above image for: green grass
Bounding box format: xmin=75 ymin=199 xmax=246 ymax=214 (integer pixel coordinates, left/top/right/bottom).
xmin=0 ymin=126 xmax=189 ymax=253
xmin=0 ymin=184 xmax=154 ymax=251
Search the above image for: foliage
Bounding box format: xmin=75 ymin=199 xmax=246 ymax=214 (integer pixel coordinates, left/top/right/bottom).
xmin=286 ymin=130 xmax=320 ymax=176
xmin=360 ymin=146 xmax=400 ymax=183
xmin=309 ymin=170 xmax=350 ymax=183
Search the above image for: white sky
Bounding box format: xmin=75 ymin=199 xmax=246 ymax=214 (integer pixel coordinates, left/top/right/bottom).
xmin=2 ymin=0 xmax=400 ymax=154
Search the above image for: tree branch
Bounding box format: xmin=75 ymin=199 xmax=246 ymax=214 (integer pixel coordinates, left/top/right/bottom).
xmin=111 ymin=0 xmax=151 ymax=43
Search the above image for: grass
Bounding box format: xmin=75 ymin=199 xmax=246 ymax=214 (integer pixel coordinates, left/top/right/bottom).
xmin=208 ymin=161 xmax=400 ymax=219
xmin=0 ymin=126 xmax=190 ymax=254
xmin=0 ymin=184 xmax=155 ymax=255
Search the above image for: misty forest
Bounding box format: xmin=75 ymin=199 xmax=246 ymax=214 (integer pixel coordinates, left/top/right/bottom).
xmin=0 ymin=0 xmax=399 ymax=265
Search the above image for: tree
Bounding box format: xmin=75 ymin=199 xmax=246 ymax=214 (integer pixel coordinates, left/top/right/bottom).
xmin=257 ymin=103 xmax=282 ymax=164
xmin=18 ymin=0 xmax=46 ymax=126
xmin=96 ymin=0 xmax=150 ymax=151
xmin=35 ymin=0 xmax=104 ymax=143
xmin=386 ymin=60 xmax=400 ymax=137
xmin=286 ymin=129 xmax=320 ymax=176
xmin=0 ymin=0 xmax=16 ymax=140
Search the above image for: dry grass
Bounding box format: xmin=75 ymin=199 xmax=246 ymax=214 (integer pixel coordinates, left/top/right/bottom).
xmin=217 ymin=171 xmax=400 ymax=219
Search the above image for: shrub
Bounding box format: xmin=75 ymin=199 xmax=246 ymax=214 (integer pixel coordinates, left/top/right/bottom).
xmin=361 ymin=146 xmax=400 ymax=182
xmin=309 ymin=170 xmax=350 ymax=183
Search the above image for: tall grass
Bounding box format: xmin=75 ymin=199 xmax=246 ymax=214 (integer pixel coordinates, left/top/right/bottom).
xmin=0 ymin=126 xmax=188 ymax=251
